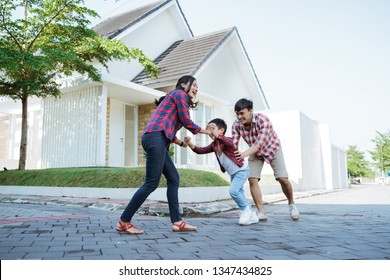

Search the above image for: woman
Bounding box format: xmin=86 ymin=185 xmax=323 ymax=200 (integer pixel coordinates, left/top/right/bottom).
xmin=116 ymin=75 xmax=211 ymax=234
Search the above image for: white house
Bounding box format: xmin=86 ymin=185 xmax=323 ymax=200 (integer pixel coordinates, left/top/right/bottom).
xmin=0 ymin=0 xmax=348 ymax=191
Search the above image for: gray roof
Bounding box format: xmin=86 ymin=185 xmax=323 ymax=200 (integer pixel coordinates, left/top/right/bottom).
xmin=132 ymin=28 xmax=234 ymax=86
xmin=92 ymin=0 xmax=268 ymax=108
xmin=93 ymin=0 xmax=193 ymax=39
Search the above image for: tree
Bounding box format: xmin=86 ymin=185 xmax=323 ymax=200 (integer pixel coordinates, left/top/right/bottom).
xmin=369 ymin=130 xmax=390 ymax=177
xmin=347 ymin=145 xmax=373 ymax=179
xmin=0 ymin=0 xmax=159 ymax=170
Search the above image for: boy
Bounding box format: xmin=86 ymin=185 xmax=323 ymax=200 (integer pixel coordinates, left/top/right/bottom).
xmin=184 ymin=118 xmax=258 ymax=226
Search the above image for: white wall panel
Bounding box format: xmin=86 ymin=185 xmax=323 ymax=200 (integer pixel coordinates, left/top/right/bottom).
xmin=41 ymin=87 xmax=104 ymax=168
xmin=259 ymin=110 xmax=348 ymax=192
xmin=331 ymin=145 xmax=348 ymax=189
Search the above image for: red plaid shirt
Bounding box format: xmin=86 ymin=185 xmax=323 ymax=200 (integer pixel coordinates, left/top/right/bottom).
xmin=143 ymin=89 xmax=201 ymax=142
xmin=232 ymin=113 xmax=280 ymax=163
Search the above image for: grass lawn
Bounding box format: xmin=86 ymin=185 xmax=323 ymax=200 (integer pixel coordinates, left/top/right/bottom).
xmin=0 ymin=167 xmax=229 ymax=188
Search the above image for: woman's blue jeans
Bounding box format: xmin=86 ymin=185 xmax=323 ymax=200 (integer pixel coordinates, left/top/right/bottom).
xmin=120 ymin=131 xmax=181 ymax=223
xmin=229 ymin=166 xmax=251 ymax=210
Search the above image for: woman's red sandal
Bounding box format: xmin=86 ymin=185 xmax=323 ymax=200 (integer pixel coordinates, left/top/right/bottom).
xmin=172 ymin=221 xmax=197 ymax=232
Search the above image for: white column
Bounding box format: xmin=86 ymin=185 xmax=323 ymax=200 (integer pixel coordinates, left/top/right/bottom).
xmin=96 ymin=86 xmax=107 ymax=166
xmin=133 ymin=105 xmax=138 ymax=166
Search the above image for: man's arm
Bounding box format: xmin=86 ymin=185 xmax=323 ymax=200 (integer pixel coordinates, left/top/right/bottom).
xmin=231 ymin=121 xmax=241 ymax=148
xmin=234 ymin=145 xmax=259 ymax=161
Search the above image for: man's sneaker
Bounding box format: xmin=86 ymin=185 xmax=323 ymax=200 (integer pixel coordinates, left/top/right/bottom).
xmin=239 ymin=207 xmax=258 ymax=226
xmin=257 ymin=211 xmax=268 ymax=222
xmin=289 ymin=204 xmax=300 ymax=221
xmin=116 ymin=220 xmax=144 ymax=234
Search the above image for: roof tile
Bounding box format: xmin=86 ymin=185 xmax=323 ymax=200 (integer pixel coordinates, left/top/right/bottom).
xmin=93 ymin=1 xmax=166 ymax=39
xmin=132 ymin=29 xmax=234 ymax=86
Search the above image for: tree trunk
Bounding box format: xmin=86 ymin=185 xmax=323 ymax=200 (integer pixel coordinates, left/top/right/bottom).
xmin=18 ymin=91 xmax=28 ymax=170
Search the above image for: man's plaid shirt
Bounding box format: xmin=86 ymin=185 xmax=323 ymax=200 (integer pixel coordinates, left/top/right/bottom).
xmin=143 ymin=89 xmax=201 ymax=142
xmin=232 ymin=113 xmax=280 ymax=163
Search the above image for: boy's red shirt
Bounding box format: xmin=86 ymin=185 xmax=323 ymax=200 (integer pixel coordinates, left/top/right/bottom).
xmin=192 ymin=135 xmax=244 ymax=173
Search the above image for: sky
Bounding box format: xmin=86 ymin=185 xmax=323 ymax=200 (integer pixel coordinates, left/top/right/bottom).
xmin=85 ymin=0 xmax=390 ymax=159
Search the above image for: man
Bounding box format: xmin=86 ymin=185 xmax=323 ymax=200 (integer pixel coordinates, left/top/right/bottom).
xmin=232 ymin=98 xmax=299 ymax=221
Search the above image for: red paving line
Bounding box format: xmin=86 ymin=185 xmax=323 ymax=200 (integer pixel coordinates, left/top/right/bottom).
xmin=0 ymin=214 xmax=91 ymax=224
xmin=35 ymin=196 xmax=129 ymax=204
xmin=269 ymin=211 xmax=363 ymax=217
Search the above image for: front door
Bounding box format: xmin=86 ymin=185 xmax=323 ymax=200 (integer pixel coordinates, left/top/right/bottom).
xmin=109 ymin=100 xmax=125 ymax=166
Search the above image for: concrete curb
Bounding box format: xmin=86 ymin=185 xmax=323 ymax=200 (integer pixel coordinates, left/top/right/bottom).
xmin=0 ymin=185 xmax=232 ymax=203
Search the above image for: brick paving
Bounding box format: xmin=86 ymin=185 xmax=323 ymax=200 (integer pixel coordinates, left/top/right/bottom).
xmin=1 ymin=185 xmax=389 ymax=260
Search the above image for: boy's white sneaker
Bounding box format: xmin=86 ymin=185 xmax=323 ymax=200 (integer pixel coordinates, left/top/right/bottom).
xmin=289 ymin=204 xmax=300 ymax=221
xmin=257 ymin=211 xmax=268 ymax=222
xmin=239 ymin=207 xmax=258 ymax=226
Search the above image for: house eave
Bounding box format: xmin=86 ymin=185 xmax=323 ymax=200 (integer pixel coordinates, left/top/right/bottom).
xmin=102 ymin=74 xmax=164 ymax=105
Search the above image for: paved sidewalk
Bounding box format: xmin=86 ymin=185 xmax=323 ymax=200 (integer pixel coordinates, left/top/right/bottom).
xmin=0 ymin=185 xmax=389 ymax=260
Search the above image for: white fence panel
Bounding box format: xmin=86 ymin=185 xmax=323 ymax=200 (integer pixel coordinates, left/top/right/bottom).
xmin=41 ymin=87 xmax=103 ymax=168
xmin=331 ymin=145 xmax=349 ymax=189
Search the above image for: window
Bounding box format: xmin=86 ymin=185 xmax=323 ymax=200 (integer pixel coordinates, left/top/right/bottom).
xmin=174 ymin=103 xmax=214 ymax=167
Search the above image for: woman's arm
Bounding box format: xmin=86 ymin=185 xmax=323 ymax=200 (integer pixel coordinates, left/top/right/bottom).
xmin=173 ymin=137 xmax=187 ymax=148
xmin=198 ymin=128 xmax=212 ymax=136
xmin=184 ymin=136 xmax=214 ymax=154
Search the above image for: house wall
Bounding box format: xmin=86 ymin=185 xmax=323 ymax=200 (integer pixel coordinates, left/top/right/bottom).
xmin=0 ymin=110 xmax=41 ymax=170
xmin=197 ymin=43 xmax=256 ymax=110
xmin=0 ymin=115 xmax=9 ymax=160
xmin=100 ymin=4 xmax=190 ymax=81
xmin=137 ymin=103 xmax=155 ymax=165
xmin=196 ymin=34 xmax=267 ymax=112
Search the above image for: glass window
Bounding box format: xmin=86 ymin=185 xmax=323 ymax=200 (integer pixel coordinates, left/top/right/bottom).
xmin=174 ymin=103 xmax=214 ymax=168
